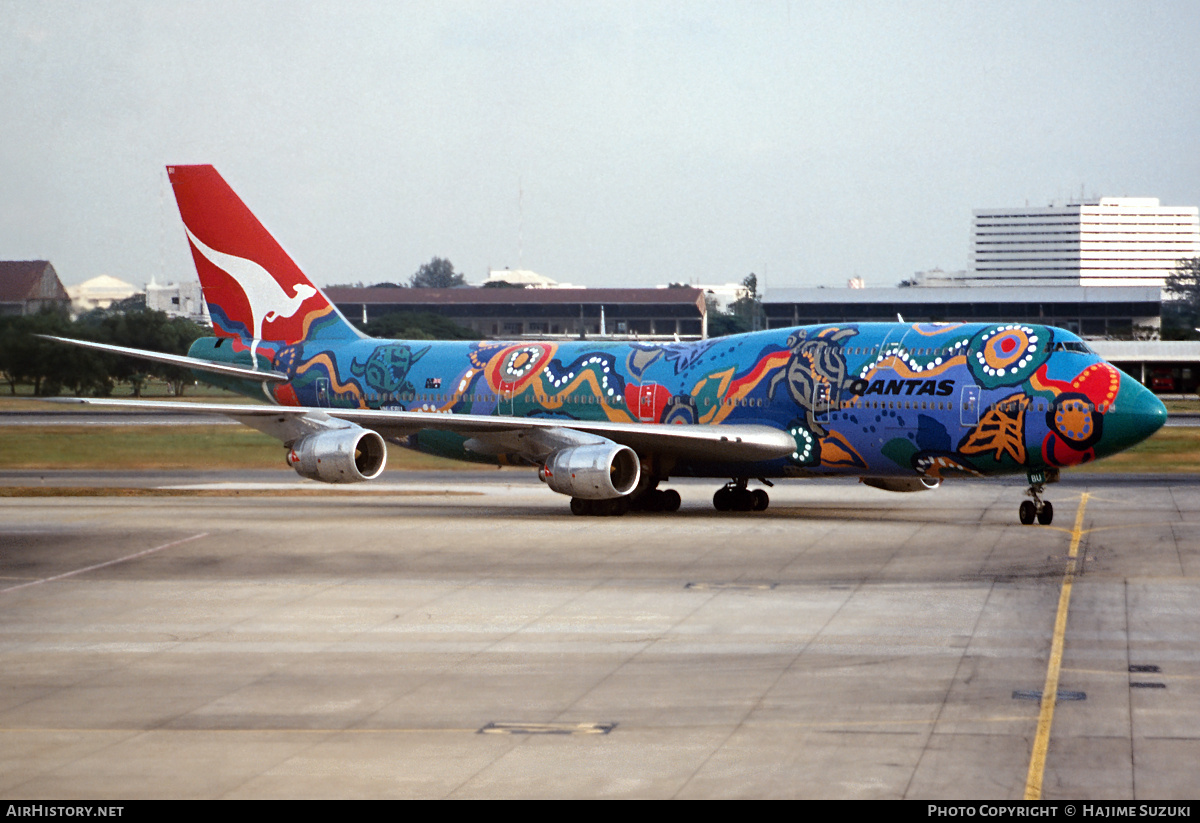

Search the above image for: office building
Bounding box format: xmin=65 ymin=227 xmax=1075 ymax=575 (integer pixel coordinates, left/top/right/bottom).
xmin=966 ymin=198 xmax=1199 ymax=288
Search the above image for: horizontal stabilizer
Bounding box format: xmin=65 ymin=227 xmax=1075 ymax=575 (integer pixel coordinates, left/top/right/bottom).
xmin=37 ymin=336 xmax=289 ymax=383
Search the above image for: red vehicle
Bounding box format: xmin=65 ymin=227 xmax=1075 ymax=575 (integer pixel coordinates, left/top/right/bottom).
xmin=1150 ymin=371 xmax=1176 ymax=392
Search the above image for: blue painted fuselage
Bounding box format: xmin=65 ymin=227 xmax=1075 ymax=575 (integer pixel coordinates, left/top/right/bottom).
xmin=191 ymin=320 xmax=1167 ymax=481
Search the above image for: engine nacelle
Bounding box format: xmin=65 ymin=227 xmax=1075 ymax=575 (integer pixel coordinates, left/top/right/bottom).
xmin=287 ymin=427 xmax=387 ymax=483
xmin=859 ymin=476 xmax=941 ymax=493
xmin=539 ymin=444 xmax=640 ymax=500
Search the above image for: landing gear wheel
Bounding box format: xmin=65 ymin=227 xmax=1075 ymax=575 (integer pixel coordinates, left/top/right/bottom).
xmin=1019 ymin=500 xmax=1036 ymax=525
xmin=608 ymin=496 xmax=630 ymax=517
xmin=570 ymin=497 xmax=630 ymax=516
xmin=714 ymin=479 xmax=769 ymax=513
xmin=661 ymin=489 xmax=682 ymax=512
xmin=1037 ymin=500 xmax=1054 ymax=525
xmin=634 ymin=488 xmax=681 ymax=513
xmin=713 ymin=488 xmax=732 ymax=511
xmin=1020 ymin=470 xmax=1058 ymax=525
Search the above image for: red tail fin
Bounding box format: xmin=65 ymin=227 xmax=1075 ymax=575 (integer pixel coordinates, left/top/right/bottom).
xmin=167 ymin=165 xmax=359 ymax=343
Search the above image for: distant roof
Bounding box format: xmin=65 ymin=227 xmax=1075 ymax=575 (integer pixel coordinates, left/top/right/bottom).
xmin=325 ymin=286 xmax=707 ymax=309
xmin=765 ymin=286 xmax=1162 ymax=305
xmin=74 ymin=274 xmax=136 ymax=291
xmin=0 ymin=261 xmax=68 ymax=303
xmin=1090 ymin=341 xmax=1200 ymax=362
xmin=484 ymin=269 xmax=569 ymax=287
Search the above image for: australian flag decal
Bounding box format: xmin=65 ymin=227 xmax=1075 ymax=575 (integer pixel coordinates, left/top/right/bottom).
xmin=425 ymin=377 xmax=442 ymax=389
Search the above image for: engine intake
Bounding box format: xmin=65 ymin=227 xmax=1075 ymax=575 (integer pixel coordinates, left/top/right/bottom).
xmin=859 ymin=476 xmax=941 ymax=493
xmin=539 ymin=443 xmax=640 ymax=500
xmin=287 ymin=427 xmax=387 ymax=483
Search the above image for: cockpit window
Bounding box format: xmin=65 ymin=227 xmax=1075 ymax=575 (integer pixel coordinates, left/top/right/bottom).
xmin=1051 ymin=341 xmax=1093 ymax=354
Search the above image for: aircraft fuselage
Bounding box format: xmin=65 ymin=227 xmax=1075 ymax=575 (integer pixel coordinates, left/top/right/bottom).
xmin=188 ymin=320 xmax=1166 ymax=482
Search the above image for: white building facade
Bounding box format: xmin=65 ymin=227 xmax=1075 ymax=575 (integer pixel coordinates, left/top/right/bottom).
xmin=66 ymin=275 xmax=139 ymax=313
xmin=146 ymin=279 xmax=211 ymax=326
xmin=483 ymin=269 xmax=580 ymax=288
xmin=967 ymin=198 xmax=1199 ymax=288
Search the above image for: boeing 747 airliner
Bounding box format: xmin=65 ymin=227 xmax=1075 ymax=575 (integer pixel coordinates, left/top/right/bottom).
xmin=46 ymin=165 xmax=1168 ymax=523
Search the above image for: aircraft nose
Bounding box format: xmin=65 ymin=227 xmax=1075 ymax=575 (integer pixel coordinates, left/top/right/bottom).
xmin=1103 ymin=371 xmax=1167 ymax=453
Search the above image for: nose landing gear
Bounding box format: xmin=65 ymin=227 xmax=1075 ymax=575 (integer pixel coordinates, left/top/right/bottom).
xmin=1018 ymin=468 xmax=1058 ymax=525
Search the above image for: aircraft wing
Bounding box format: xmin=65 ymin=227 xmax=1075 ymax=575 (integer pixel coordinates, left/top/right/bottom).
xmin=49 ymin=397 xmax=797 ymax=464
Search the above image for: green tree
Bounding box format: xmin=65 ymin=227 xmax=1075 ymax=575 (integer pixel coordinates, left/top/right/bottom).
xmin=1164 ymin=257 xmax=1200 ymax=339
xmin=0 ymin=313 xmax=60 ymax=395
xmin=705 ymin=296 xmax=751 ymax=338
xmin=0 ymin=310 xmax=111 ymax=396
xmin=1 ymin=307 xmax=206 ymax=397
xmin=728 ymin=273 xmax=764 ymax=331
xmin=96 ymin=309 xmax=206 ymax=396
xmin=410 ymin=257 xmax=467 ymax=289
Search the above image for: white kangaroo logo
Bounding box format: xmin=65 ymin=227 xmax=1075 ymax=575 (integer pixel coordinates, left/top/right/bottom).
xmin=185 ymin=226 xmax=317 ymax=363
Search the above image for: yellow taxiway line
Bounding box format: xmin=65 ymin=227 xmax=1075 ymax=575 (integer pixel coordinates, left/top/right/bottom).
xmin=1024 ymin=492 xmax=1090 ymax=800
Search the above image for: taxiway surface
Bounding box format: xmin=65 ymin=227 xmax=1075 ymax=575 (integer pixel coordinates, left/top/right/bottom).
xmin=1 ymin=470 xmax=1197 ymax=799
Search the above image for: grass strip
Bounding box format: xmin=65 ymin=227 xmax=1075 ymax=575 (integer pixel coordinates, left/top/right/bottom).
xmin=0 ymin=487 xmax=482 ymax=498
xmin=1 ymin=421 xmax=1196 ymax=474
xmin=0 ymin=425 xmax=472 ymax=471
xmin=1070 ymin=427 xmax=1200 ymax=473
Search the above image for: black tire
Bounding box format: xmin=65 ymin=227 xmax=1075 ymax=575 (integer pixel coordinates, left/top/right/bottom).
xmin=1037 ymin=500 xmax=1054 ymax=525
xmin=1019 ymin=500 xmax=1036 ymax=525
xmin=732 ymin=489 xmax=755 ymax=512
xmin=661 ymin=489 xmax=681 ymax=512
xmin=752 ymin=489 xmax=770 ymax=511
xmin=570 ymin=497 xmax=588 ymax=516
xmin=713 ymin=488 xmax=732 ymax=511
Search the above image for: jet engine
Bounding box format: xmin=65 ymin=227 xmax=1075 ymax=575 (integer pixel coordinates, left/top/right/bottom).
xmin=859 ymin=476 xmax=941 ymax=493
xmin=287 ymin=426 xmax=387 ymax=483
xmin=539 ymin=444 xmax=641 ymax=500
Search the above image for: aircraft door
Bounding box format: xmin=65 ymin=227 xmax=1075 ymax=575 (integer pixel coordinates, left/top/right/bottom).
xmin=315 ymin=377 xmax=330 ymax=408
xmin=497 ymin=380 xmax=515 ymax=416
xmin=960 ymin=386 xmax=980 ymax=426
xmin=637 ymin=384 xmax=658 ymax=423
xmin=813 ymin=381 xmax=832 ymax=423
xmin=876 ymin=325 xmax=904 ymax=364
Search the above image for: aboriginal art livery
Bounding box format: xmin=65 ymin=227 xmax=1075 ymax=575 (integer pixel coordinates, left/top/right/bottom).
xmin=47 ymin=166 xmax=1168 ymax=524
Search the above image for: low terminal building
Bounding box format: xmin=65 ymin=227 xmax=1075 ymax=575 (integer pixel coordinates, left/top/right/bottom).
xmin=1090 ymin=341 xmax=1200 ymax=394
xmin=323 ymin=282 xmax=1200 ymax=394
xmin=764 ymin=286 xmax=1161 ymax=339
xmin=325 ymin=286 xmax=709 ymax=340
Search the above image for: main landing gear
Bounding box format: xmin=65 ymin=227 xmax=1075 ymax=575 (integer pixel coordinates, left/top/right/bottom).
xmin=631 ymin=487 xmax=682 ymax=513
xmin=569 ymin=487 xmax=682 ymax=516
xmin=570 ymin=497 xmax=631 ymax=517
xmin=712 ymin=478 xmax=771 ymax=512
xmin=1017 ymin=469 xmax=1058 ymax=526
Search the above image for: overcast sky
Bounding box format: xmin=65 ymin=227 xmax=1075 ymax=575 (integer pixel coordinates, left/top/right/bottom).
xmin=2 ymin=0 xmax=1198 ymax=292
